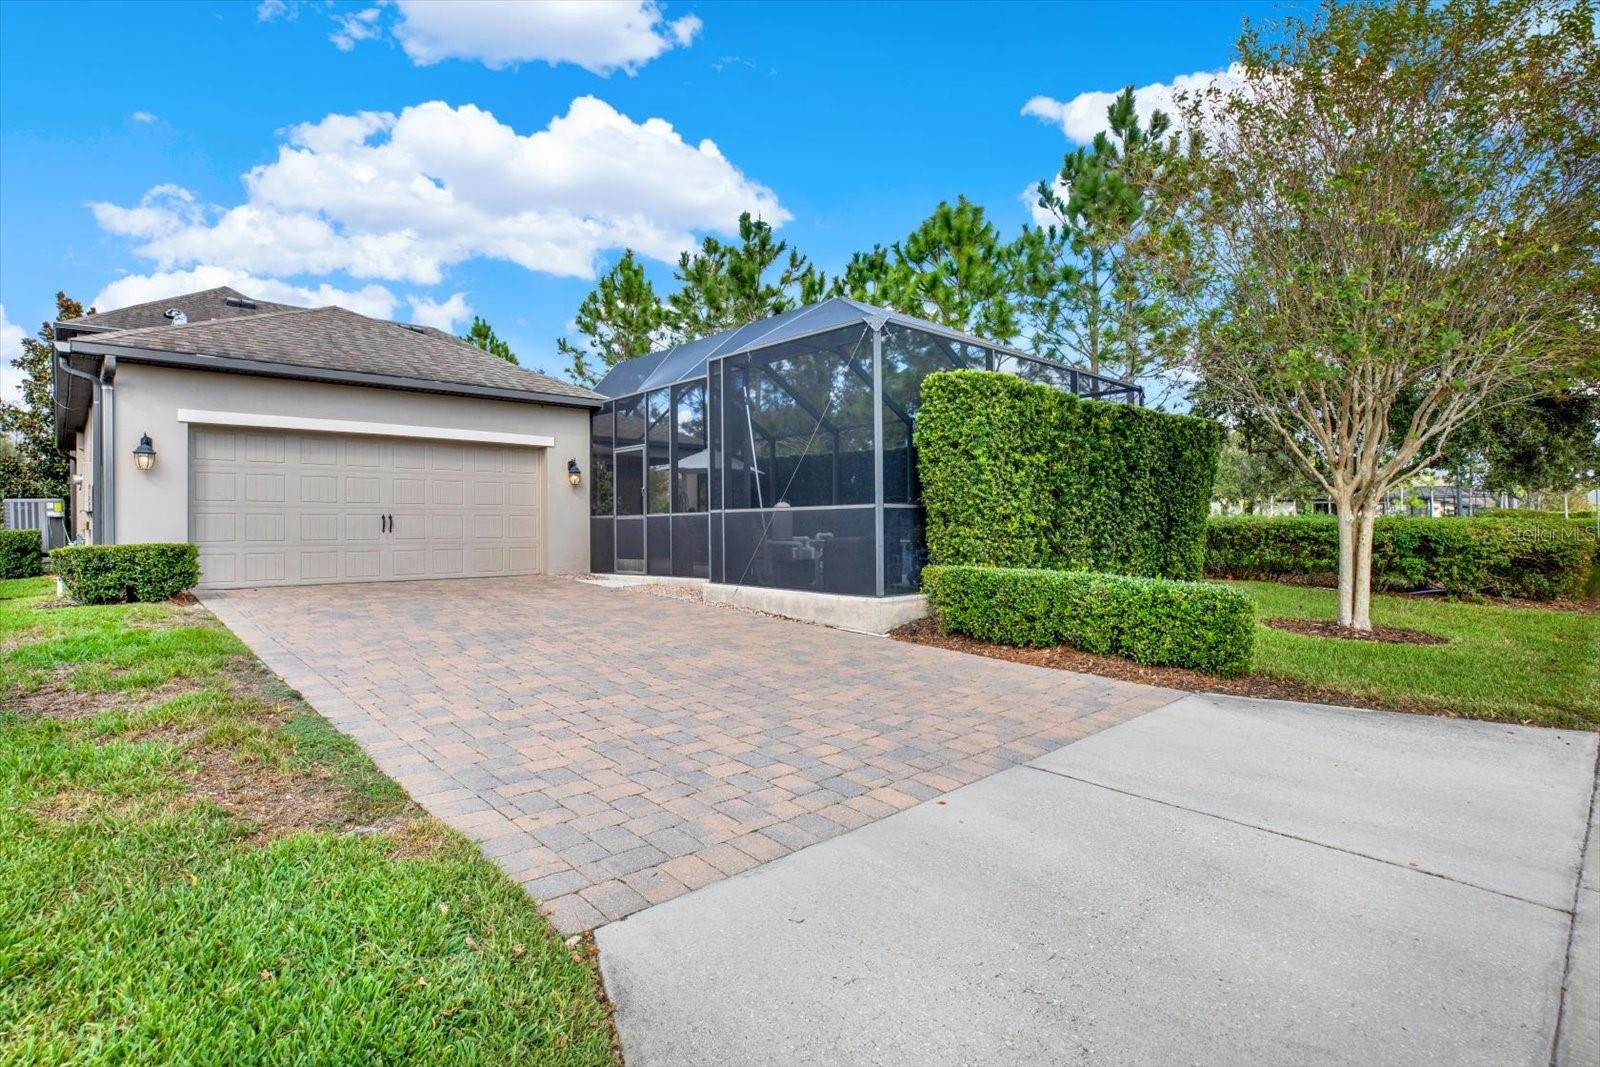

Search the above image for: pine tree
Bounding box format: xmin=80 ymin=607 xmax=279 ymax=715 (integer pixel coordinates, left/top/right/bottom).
xmin=666 ymin=213 xmax=819 ymax=338
xmin=0 ymin=292 xmax=82 ymax=500
xmin=556 ymin=250 xmax=671 ymax=386
xmin=1020 ymin=87 xmax=1190 ymax=385
xmin=461 ymin=316 xmax=516 ymax=363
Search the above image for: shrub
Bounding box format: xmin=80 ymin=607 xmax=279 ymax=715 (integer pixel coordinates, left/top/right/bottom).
xmin=50 ymin=543 xmax=201 ymax=604
xmin=923 ymin=564 xmax=1255 ymax=677
xmin=1204 ymin=515 xmax=1594 ymax=600
xmin=916 ymin=370 xmax=1222 ymax=581
xmin=0 ymin=528 xmax=44 ymax=579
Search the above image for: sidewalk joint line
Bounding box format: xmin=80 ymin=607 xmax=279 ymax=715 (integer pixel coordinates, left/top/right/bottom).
xmin=1023 ymin=762 xmax=1575 ymax=916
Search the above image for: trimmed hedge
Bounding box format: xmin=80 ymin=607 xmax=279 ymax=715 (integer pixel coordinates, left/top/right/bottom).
xmin=50 ymin=543 xmax=201 ymax=604
xmin=923 ymin=564 xmax=1255 ymax=677
xmin=1204 ymin=515 xmax=1594 ymax=600
xmin=917 ymin=370 xmax=1222 ymax=580
xmin=0 ymin=528 xmax=44 ymax=579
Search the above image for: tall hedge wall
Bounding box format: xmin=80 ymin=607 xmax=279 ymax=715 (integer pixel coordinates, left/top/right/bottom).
xmin=916 ymin=370 xmax=1222 ymax=580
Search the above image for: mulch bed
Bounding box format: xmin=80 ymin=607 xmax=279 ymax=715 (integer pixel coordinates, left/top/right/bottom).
xmin=890 ymin=616 xmax=1460 ymax=718
xmin=1263 ymin=617 xmax=1447 ymax=645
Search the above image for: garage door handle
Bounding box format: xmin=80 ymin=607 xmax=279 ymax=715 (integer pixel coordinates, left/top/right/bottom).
xmin=382 ymin=514 xmax=390 ymax=533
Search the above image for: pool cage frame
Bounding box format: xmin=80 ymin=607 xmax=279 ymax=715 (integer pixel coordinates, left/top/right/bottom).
xmin=589 ymin=298 xmax=1141 ymax=599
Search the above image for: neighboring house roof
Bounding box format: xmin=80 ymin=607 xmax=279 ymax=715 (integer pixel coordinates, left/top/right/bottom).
xmin=57 ymin=286 xmax=300 ymax=336
xmin=53 ymin=287 xmax=601 ymax=450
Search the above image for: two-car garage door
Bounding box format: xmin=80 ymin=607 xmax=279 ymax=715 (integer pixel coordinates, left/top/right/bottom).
xmin=190 ymin=427 xmax=544 ymax=588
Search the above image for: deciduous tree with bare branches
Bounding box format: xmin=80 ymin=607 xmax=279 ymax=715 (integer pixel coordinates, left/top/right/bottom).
xmin=1168 ymin=0 xmax=1598 ymax=628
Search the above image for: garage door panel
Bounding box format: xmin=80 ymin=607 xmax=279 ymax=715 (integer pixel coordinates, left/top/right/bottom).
xmin=244 ymin=473 xmax=285 ymax=502
xmin=193 ymin=512 xmax=237 ymax=542
xmin=299 ymin=436 xmax=338 ymax=465
xmin=195 ymin=472 xmax=237 ymax=502
xmin=344 ymin=549 xmax=382 ymax=578
xmin=393 ymin=477 xmax=426 ymax=505
xmin=391 ymin=513 xmax=426 ymax=539
xmin=243 ymin=513 xmax=287 ymax=542
xmin=429 ymin=547 xmax=465 ymax=574
xmin=192 ymin=428 xmax=543 ymax=588
xmin=244 ymin=552 xmax=287 ymax=582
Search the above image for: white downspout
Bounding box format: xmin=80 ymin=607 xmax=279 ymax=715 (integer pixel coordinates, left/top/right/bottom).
xmin=100 ymin=356 xmax=117 ymax=544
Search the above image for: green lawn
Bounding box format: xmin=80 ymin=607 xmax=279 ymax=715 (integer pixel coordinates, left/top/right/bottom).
xmin=0 ymin=577 xmax=616 ymax=1065
xmin=1235 ymin=581 xmax=1599 ymax=729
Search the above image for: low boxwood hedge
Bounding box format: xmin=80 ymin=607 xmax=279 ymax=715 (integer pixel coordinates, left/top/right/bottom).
xmin=1204 ymin=515 xmax=1594 ymax=600
xmin=0 ymin=528 xmax=44 ymax=579
xmin=50 ymin=543 xmax=201 ymax=604
xmin=922 ymin=564 xmax=1255 ymax=677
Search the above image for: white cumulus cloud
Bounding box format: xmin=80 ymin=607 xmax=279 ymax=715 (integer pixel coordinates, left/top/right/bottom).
xmin=90 ymin=96 xmax=787 ymax=286
xmin=131 ymin=110 xmax=158 ymax=124
xmin=90 ymin=267 xmax=399 ymax=322
xmin=408 ymin=291 xmax=471 ymax=332
xmin=330 ymin=7 xmax=383 ymax=52
xmin=390 ymin=0 xmax=702 ymax=75
xmin=1 ymin=304 xmax=29 ymax=408
xmin=1023 ymin=64 xmax=1244 ymax=144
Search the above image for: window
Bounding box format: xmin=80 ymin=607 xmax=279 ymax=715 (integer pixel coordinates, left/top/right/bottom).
xmin=673 ymin=381 xmax=708 ymax=513
xmin=646 ymin=389 xmax=671 ymax=513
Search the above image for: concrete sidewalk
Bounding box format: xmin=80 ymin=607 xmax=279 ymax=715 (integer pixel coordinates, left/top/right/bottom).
xmin=598 ymin=694 xmax=1599 ymax=1066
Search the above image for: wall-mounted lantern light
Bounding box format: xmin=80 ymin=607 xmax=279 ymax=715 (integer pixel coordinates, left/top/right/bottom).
xmin=132 ymin=433 xmax=158 ymax=472
xmin=567 ymin=458 xmax=583 ymax=488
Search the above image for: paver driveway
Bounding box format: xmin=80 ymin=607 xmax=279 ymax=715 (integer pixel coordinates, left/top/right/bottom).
xmin=202 ymin=576 xmax=1179 ymax=930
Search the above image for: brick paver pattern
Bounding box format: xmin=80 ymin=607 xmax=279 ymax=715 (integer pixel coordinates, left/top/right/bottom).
xmin=203 ymin=577 xmax=1181 ymax=931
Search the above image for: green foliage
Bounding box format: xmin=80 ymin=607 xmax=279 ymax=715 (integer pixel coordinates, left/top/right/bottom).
xmin=917 ymin=370 xmax=1221 ymax=580
xmin=556 ymin=249 xmax=670 ymax=386
xmin=0 ymin=292 xmax=81 ymax=500
xmin=1017 ymin=87 xmax=1191 ymax=386
xmin=461 ymin=315 xmax=515 ymax=363
xmin=50 ymin=543 xmax=201 ymax=604
xmin=1205 ymin=515 xmax=1594 ymax=600
xmin=667 ymin=212 xmax=821 ymax=339
xmin=923 ymin=564 xmax=1255 ymax=676
xmin=0 ymin=528 xmax=43 ymax=578
xmin=832 ymin=197 xmax=1021 ymax=342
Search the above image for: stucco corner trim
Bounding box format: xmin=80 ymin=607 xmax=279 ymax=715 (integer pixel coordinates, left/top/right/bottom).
xmin=175 ymin=409 xmax=556 ymax=448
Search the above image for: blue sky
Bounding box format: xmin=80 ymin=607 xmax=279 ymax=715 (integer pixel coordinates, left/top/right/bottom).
xmin=0 ymin=0 xmax=1290 ymax=393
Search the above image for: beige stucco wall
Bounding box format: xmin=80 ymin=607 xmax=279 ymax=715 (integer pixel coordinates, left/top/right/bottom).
xmin=105 ymin=363 xmax=593 ymax=574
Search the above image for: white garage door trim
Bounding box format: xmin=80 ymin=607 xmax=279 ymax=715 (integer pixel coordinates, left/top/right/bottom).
xmin=178 ymin=408 xmax=555 ymax=449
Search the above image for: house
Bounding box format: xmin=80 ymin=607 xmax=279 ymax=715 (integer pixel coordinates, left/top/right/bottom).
xmin=52 ymin=287 xmax=601 ymax=588
xmin=51 ymin=287 xmax=1136 ymax=627
xmin=587 ymin=297 xmax=1139 ymax=629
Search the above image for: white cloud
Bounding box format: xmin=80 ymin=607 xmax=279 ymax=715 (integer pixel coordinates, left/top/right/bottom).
xmin=131 ymin=110 xmax=158 ymax=124
xmin=408 ymin=291 xmax=470 ymax=332
xmin=330 ymin=7 xmax=382 ymax=52
xmin=391 ymin=0 xmax=701 ymax=74
xmin=91 ymin=96 xmax=787 ymax=286
xmin=1 ymin=304 xmax=28 ymax=408
xmin=90 ymin=266 xmax=399 ymax=321
xmin=256 ymin=0 xmax=292 ymax=21
xmin=1023 ymin=64 xmax=1244 ymax=144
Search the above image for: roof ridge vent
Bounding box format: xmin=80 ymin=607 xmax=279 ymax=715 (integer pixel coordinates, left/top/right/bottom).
xmin=398 ymin=323 xmax=427 ymax=333
xmin=163 ymin=308 xmax=188 ymax=325
xmin=223 ymin=297 xmax=258 ymax=309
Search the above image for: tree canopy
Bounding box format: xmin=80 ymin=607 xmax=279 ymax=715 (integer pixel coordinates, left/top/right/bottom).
xmin=462 ymin=316 xmax=516 ymax=364
xmin=0 ymin=292 xmax=82 ymax=500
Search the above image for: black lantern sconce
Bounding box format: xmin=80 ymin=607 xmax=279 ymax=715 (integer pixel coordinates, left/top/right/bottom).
xmin=567 ymin=458 xmax=582 ymax=488
xmin=132 ymin=433 xmax=157 ymax=472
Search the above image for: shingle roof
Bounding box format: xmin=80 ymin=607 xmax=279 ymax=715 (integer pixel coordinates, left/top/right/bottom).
xmin=66 ymin=286 xmax=300 ymax=333
xmin=69 ymin=301 xmax=600 ymax=404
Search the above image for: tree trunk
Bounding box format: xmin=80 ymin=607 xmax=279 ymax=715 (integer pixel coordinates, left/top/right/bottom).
xmin=1335 ymin=492 xmax=1357 ymax=627
xmin=1352 ymin=504 xmax=1376 ymax=631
